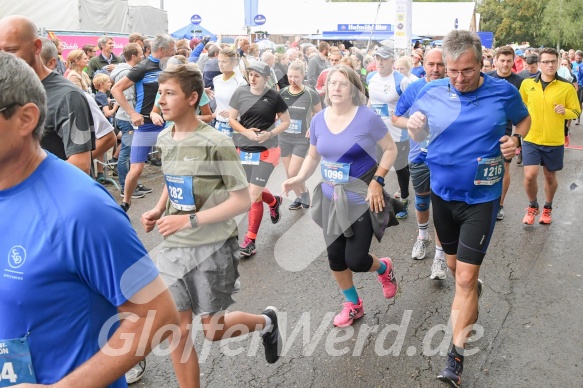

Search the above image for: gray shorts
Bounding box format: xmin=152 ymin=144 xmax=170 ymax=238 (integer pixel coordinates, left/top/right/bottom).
xmin=158 ymin=237 xmax=240 ymax=315
xmin=410 ymin=161 xmax=430 ymax=194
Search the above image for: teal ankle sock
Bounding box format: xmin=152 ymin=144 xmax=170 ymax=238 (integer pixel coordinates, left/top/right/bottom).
xmin=342 ymin=286 xmax=359 ymax=304
xmin=376 ymin=260 xmax=387 ymax=275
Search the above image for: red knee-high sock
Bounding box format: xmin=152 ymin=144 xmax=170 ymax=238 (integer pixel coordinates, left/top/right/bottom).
xmin=246 ymin=201 xmax=264 ymax=240
xmin=261 ymin=188 xmax=277 ymax=207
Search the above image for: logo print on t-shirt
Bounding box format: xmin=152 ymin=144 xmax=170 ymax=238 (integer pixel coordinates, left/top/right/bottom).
xmin=8 ymin=246 xmax=26 ymax=269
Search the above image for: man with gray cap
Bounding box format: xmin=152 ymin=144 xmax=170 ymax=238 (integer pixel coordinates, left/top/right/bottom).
xmin=368 ymin=46 xmax=412 ymax=218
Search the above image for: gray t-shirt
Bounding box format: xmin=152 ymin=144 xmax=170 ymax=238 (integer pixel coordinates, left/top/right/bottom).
xmin=110 ymin=63 xmax=135 ymax=122
xmin=41 ymin=72 xmax=94 ymax=160
xmin=157 ymin=122 xmax=248 ymax=248
xmin=307 ymin=55 xmax=327 ymax=88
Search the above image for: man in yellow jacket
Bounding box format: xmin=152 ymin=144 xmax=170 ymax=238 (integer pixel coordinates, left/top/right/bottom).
xmin=519 ymin=47 xmax=581 ymax=225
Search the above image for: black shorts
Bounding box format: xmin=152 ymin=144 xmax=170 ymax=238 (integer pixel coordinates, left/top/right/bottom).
xmin=410 ymin=161 xmax=430 ymax=194
xmin=243 ymin=161 xmax=275 ymax=187
xmin=431 ymin=192 xmax=499 ymax=266
xmin=279 ymin=138 xmax=309 ymax=158
xmin=321 ymin=196 xmax=374 ymax=273
xmin=578 ymin=88 xmax=583 ymax=104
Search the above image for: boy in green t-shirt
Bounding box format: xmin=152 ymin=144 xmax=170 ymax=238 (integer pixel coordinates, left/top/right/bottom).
xmin=141 ymin=63 xmax=281 ymax=387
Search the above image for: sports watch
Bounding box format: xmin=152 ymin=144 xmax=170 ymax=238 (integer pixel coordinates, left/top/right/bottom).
xmin=189 ymin=214 xmax=199 ymax=228
xmin=372 ymin=175 xmax=385 ymax=187
xmin=512 ymin=134 xmax=522 ymax=148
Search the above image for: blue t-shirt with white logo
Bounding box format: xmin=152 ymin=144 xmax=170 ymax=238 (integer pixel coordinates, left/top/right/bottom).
xmin=410 ymin=75 xmax=529 ymax=204
xmin=394 ymin=77 xmax=428 ymax=163
xmin=0 ymin=153 xmax=159 ymax=386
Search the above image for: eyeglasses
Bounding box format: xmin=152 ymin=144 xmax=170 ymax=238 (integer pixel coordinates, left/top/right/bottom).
xmin=328 ymin=80 xmax=351 ymax=88
xmin=0 ymin=102 xmax=22 ymax=115
xmin=446 ymin=68 xmax=477 ymax=78
xmin=540 ymin=60 xmax=558 ymax=66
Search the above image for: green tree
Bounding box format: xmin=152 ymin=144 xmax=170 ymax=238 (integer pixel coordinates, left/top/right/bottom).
xmin=478 ymin=0 xmax=545 ymax=46
xmin=540 ymin=0 xmax=583 ymax=48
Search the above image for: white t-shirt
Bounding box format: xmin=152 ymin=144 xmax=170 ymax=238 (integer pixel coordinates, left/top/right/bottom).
xmin=368 ymin=71 xmax=411 ymax=142
xmin=213 ymin=73 xmax=247 ymax=122
xmin=83 ymin=92 xmax=114 ymax=139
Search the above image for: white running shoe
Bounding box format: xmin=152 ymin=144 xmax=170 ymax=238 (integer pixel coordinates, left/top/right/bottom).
xmin=430 ymin=254 xmax=447 ymax=280
xmin=412 ymin=238 xmax=431 ymax=260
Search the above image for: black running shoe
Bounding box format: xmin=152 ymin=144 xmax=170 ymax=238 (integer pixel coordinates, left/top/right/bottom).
xmin=437 ymin=352 xmax=463 ymax=388
xmin=136 ymin=183 xmax=153 ymax=194
xmin=239 ymin=237 xmax=257 ymax=257
xmin=269 ymin=195 xmax=282 ymax=224
xmin=120 ymin=202 xmax=131 ymax=213
xmin=261 ymin=307 xmax=282 ymax=364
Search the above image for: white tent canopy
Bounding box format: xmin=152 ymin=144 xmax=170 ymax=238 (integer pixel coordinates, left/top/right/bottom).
xmin=164 ymin=0 xmax=476 ymax=37
xmin=1 ymin=0 xmax=168 ymax=35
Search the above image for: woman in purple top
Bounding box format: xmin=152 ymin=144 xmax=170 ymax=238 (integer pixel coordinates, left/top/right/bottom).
xmin=282 ymin=66 xmax=399 ymax=328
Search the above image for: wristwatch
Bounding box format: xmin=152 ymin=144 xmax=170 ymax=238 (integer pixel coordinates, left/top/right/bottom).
xmin=189 ymin=214 xmax=199 ymax=228
xmin=372 ymin=175 xmax=385 ymax=187
xmin=512 ymin=134 xmax=522 ymax=148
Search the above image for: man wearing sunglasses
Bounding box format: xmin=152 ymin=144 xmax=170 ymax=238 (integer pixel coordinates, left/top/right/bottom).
xmin=519 ymin=48 xmax=580 ymax=225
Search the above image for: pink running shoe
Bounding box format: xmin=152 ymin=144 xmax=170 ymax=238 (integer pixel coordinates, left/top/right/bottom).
xmin=378 ymin=257 xmax=398 ymax=298
xmin=333 ymin=298 xmax=364 ymax=327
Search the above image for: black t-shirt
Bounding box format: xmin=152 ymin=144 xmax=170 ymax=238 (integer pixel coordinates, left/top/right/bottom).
xmin=279 ymin=86 xmax=320 ymax=144
xmin=127 ymin=55 xmax=163 ymax=123
xmin=486 ymin=70 xmax=524 ymax=90
xmin=487 ymin=71 xmax=524 ymax=132
xmin=230 ymin=86 xmax=288 ymax=152
xmin=41 ymin=72 xmax=95 ymax=160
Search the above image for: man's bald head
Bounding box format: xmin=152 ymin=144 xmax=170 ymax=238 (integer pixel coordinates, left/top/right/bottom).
xmin=424 ymin=48 xmax=445 ymax=81
xmin=0 ymin=15 xmax=41 ymax=68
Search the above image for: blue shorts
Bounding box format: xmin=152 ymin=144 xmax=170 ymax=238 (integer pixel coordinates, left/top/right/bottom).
xmin=130 ymin=123 xmax=164 ymax=164
xmin=522 ymin=141 xmax=564 ymax=171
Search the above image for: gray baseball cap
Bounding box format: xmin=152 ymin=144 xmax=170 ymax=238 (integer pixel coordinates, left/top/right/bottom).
xmin=373 ymin=46 xmax=395 ymax=59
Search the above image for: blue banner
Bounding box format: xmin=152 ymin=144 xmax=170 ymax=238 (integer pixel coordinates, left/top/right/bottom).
xmin=244 ymin=0 xmax=259 ymax=27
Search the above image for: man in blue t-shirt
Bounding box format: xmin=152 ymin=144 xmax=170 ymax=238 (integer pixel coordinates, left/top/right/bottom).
xmin=111 ymin=34 xmax=176 ymax=213
xmin=0 ymin=51 xmax=178 ymax=387
xmin=407 ymin=30 xmax=531 ymax=388
xmin=392 ymin=48 xmax=448 ymax=279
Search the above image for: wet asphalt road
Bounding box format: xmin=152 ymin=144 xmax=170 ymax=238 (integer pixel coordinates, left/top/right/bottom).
xmin=110 ymin=131 xmax=583 ymax=388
